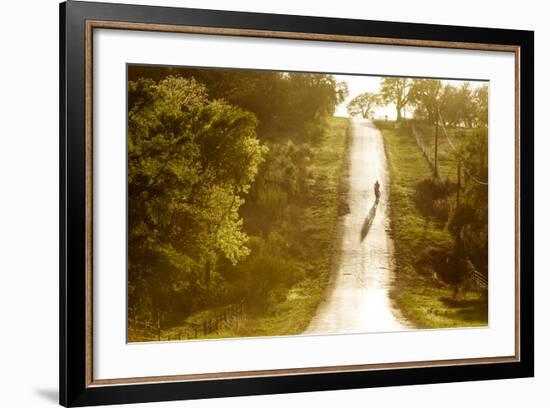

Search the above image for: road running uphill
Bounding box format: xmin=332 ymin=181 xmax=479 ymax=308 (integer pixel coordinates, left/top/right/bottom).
xmin=306 ymin=119 xmax=411 ymax=334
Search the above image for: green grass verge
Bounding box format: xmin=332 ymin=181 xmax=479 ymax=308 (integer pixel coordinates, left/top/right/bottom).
xmin=413 ymin=123 xmax=484 ymax=183
xmin=168 ymin=277 xmax=326 ymax=340
xmin=376 ymin=121 xmax=487 ymax=329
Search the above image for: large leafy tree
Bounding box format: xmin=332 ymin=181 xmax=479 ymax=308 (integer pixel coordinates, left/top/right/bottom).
xmin=410 ymin=80 xmax=485 ymax=129
xmin=410 ymin=79 xmax=444 ymax=123
xmin=379 ymin=78 xmax=413 ymax=121
xmin=438 ymin=83 xmax=476 ymax=127
xmin=127 ymin=76 xmax=266 ymax=319
xmin=346 ymin=92 xmax=380 ymax=119
xmin=283 ymin=74 xmax=348 ymax=128
xmin=473 ymin=84 xmax=488 ymax=127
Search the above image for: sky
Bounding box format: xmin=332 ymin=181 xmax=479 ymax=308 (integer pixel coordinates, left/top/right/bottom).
xmin=333 ymin=74 xmax=487 ymax=119
xmin=334 ymin=74 xmax=395 ymax=119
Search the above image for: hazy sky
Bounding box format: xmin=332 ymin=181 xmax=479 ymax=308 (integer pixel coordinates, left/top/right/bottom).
xmin=334 ymin=74 xmax=395 ymax=119
xmin=334 ymin=74 xmax=487 ymax=119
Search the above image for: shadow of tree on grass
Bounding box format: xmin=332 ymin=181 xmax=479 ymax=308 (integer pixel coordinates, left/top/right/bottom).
xmin=439 ymin=296 xmax=488 ymax=323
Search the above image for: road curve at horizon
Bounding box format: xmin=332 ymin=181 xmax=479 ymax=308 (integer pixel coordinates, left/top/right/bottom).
xmin=305 ymin=119 xmax=412 ymax=335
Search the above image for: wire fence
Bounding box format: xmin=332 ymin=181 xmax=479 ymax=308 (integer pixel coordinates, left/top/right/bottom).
xmin=410 ymin=116 xmax=488 ymax=293
xmin=128 ymin=300 xmax=246 ymax=342
xmin=437 ymin=109 xmax=488 ymax=186
xmin=411 ymin=124 xmax=439 ymax=179
xmin=466 ymin=259 xmax=488 ymax=291
xmin=411 ymin=113 xmax=488 ymax=187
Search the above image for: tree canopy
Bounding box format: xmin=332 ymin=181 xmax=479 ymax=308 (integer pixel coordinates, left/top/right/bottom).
xmin=127 ymin=76 xmax=266 ymax=318
xmin=346 ymin=92 xmax=380 ymax=119
xmin=128 ymin=66 xmax=348 ymax=142
xmin=379 ymin=77 xmax=414 ymax=121
xmin=408 ymin=79 xmax=488 ymax=128
xmin=409 ymin=79 xmax=444 ymax=123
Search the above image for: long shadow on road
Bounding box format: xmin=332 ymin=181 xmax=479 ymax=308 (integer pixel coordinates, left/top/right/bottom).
xmin=360 ymin=199 xmax=379 ymax=242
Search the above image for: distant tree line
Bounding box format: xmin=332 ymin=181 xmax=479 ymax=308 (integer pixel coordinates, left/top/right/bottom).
xmin=346 ymin=77 xmax=488 ymax=128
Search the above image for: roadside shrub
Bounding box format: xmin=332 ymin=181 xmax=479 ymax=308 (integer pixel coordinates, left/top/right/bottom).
xmin=447 ymin=202 xmax=488 ymax=280
xmin=235 ymin=231 xmax=307 ymax=310
xmin=416 ymin=246 xmax=467 ymax=295
xmin=257 ymin=184 xmax=288 ymax=220
xmin=302 ymin=119 xmax=326 ymax=143
xmin=242 ymin=252 xmax=305 ymax=311
xmin=413 ymin=178 xmax=454 ymax=220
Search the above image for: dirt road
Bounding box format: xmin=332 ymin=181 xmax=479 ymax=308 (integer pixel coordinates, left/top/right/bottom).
xmin=306 ymin=119 xmax=411 ymax=334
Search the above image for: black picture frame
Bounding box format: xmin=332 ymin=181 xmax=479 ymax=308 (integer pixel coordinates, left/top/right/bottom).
xmin=60 ymin=1 xmax=534 ymax=406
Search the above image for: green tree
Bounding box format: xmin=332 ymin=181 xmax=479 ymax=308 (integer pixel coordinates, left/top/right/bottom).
xmin=473 ymin=84 xmax=488 ymax=127
xmin=346 ymin=92 xmax=380 ymax=119
xmin=439 ymin=83 xmax=476 ymax=127
xmin=438 ymin=85 xmax=460 ymax=126
xmin=410 ymin=79 xmax=443 ymax=123
xmin=447 ymin=128 xmax=488 ymax=280
xmin=380 ymin=78 xmax=413 ymax=121
xmin=279 ymin=73 xmax=348 ymax=141
xmin=127 ymin=76 xmax=266 ymax=319
xmin=410 ymin=80 xmax=484 ymax=128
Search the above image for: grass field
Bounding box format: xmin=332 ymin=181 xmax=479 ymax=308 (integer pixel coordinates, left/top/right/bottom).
xmin=156 ymin=116 xmax=351 ymax=340
xmin=377 ymin=120 xmax=488 ymax=329
xmin=413 ymin=123 xmax=485 ymax=183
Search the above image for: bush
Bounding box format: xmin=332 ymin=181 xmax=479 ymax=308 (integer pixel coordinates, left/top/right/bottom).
xmin=242 ymin=252 xmax=305 ymax=310
xmin=416 ymin=246 xmax=467 ymax=292
xmin=413 ymin=178 xmax=455 ymax=220
xmin=257 ymin=184 xmax=288 ymax=220
xmin=302 ymin=119 xmax=326 ymax=143
xmin=447 ymin=203 xmax=488 ymax=278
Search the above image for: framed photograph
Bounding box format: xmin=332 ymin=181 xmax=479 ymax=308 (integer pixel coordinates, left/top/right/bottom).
xmin=60 ymin=1 xmax=534 ymax=406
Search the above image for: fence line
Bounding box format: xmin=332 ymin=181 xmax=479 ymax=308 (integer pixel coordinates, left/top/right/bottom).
xmin=411 ymin=124 xmax=439 ymax=179
xmin=128 ymin=317 xmax=162 ymax=341
xmin=466 ymin=259 xmax=488 ymax=290
xmin=437 ymin=109 xmax=488 ymax=186
xmin=128 ymin=300 xmax=246 ymax=342
xmin=410 ymin=119 xmax=489 ymax=292
xmin=412 ymin=117 xmax=488 ymax=187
